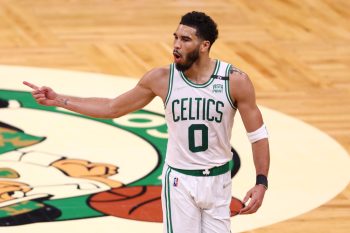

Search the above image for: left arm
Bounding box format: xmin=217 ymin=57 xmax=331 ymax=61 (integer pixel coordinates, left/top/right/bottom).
xmin=230 ymin=68 xmax=270 ymax=214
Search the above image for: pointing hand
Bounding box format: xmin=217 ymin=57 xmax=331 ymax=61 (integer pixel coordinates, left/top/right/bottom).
xmin=23 ymin=81 xmax=58 ymax=106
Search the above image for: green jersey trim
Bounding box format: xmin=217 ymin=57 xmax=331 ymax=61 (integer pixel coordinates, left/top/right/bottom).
xmin=164 ymin=64 xmax=174 ymax=108
xmin=164 ymin=167 xmax=174 ymax=233
xmin=179 ymin=60 xmax=219 ymax=88
xmin=225 ymin=64 xmax=237 ymax=109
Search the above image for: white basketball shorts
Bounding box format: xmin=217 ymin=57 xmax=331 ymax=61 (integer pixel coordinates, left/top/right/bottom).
xmin=161 ymin=163 xmax=232 ymax=233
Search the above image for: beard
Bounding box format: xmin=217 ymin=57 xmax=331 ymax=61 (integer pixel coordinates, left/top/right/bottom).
xmin=175 ymin=47 xmax=200 ymax=72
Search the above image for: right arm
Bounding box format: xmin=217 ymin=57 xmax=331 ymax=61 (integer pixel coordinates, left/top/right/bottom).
xmin=23 ymin=68 xmax=167 ymax=118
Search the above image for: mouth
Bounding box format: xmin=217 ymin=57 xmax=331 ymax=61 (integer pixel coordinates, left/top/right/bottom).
xmin=173 ymin=50 xmax=182 ymax=63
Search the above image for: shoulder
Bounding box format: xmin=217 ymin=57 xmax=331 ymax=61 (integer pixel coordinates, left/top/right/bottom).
xmin=137 ymin=65 xmax=171 ymax=97
xmin=229 ymin=65 xmax=251 ymax=88
xmin=228 ymin=65 xmax=255 ymax=102
xmin=139 ymin=66 xmax=170 ymax=86
xmin=142 ymin=66 xmax=170 ymax=80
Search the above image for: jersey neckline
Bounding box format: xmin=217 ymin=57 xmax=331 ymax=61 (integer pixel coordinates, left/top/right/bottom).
xmin=179 ymin=60 xmax=220 ymax=88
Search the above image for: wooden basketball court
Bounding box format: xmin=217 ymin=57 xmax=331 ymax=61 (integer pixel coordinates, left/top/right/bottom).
xmin=0 ymin=0 xmax=349 ymax=232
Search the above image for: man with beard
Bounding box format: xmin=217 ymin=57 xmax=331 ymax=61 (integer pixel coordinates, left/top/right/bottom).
xmin=24 ymin=11 xmax=270 ymax=233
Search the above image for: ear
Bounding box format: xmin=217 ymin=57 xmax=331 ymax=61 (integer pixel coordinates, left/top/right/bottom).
xmin=200 ymin=40 xmax=211 ymax=52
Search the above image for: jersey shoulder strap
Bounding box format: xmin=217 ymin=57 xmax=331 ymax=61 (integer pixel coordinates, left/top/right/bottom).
xmin=211 ymin=60 xmax=232 ymax=81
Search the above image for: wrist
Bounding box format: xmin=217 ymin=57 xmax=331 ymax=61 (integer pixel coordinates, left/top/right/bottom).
xmin=256 ymin=174 xmax=268 ymax=190
xmin=56 ymin=95 xmax=69 ymax=107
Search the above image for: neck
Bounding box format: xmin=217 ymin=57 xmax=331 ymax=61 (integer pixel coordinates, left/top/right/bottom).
xmin=183 ymin=57 xmax=216 ymax=83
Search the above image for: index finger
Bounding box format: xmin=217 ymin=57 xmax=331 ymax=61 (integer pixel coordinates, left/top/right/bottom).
xmin=23 ymin=81 xmax=39 ymax=90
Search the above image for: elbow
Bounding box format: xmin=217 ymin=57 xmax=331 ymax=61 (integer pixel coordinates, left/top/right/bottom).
xmin=106 ymin=100 xmax=122 ymax=119
xmin=108 ymin=112 xmax=122 ymax=119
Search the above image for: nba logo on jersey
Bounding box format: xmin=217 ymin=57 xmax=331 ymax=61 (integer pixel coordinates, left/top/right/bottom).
xmin=173 ymin=177 xmax=179 ymax=187
xmin=212 ymin=84 xmax=223 ymax=93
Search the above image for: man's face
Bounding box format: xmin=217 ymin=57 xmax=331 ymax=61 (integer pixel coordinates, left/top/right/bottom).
xmin=0 ymin=180 xmax=31 ymax=203
xmin=173 ymin=24 xmax=202 ymax=71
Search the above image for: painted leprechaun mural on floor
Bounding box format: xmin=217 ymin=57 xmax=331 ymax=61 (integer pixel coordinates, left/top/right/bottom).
xmin=0 ymin=91 xmax=243 ymax=226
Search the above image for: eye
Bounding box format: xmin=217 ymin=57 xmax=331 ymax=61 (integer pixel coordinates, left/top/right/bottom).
xmin=0 ymin=191 xmax=24 ymax=201
xmin=10 ymin=191 xmax=25 ymax=198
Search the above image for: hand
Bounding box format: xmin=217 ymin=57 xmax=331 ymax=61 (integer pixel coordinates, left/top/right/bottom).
xmin=239 ymin=185 xmax=266 ymax=214
xmin=23 ymin=81 xmax=58 ymax=106
xmin=52 ymin=159 xmax=119 ymax=178
xmin=52 ymin=159 xmax=122 ymax=188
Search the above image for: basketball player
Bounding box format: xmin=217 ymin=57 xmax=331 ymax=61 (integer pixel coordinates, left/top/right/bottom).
xmin=24 ymin=11 xmax=270 ymax=233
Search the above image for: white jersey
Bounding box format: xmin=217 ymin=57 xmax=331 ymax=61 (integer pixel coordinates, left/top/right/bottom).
xmin=164 ymin=60 xmax=237 ymax=170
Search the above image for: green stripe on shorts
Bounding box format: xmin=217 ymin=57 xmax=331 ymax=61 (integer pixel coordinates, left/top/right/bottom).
xmin=164 ymin=167 xmax=173 ymax=233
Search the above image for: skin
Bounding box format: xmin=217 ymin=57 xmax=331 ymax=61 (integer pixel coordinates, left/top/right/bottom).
xmin=0 ymin=181 xmax=31 ymax=203
xmin=52 ymin=159 xmax=123 ymax=188
xmin=23 ymin=24 xmax=270 ymax=215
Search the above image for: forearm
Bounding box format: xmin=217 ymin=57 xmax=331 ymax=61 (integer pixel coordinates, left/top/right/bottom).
xmin=57 ymin=94 xmax=116 ymax=118
xmin=251 ymin=138 xmax=270 ymax=176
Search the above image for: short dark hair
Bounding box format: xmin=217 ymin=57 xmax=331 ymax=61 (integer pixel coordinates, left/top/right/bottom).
xmin=180 ymin=11 xmax=218 ymax=48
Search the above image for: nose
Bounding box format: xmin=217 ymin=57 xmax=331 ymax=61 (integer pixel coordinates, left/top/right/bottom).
xmin=173 ymin=38 xmax=181 ymax=50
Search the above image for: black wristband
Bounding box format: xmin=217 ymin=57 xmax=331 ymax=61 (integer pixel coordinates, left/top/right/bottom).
xmin=256 ymin=174 xmax=268 ymax=190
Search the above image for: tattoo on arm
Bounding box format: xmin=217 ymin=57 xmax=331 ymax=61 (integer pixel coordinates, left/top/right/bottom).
xmin=229 ymin=66 xmax=245 ymax=75
xmin=59 ymin=98 xmax=68 ymax=105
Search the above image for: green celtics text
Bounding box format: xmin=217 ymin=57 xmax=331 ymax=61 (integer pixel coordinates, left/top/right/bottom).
xmin=172 ymin=97 xmax=224 ymax=123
